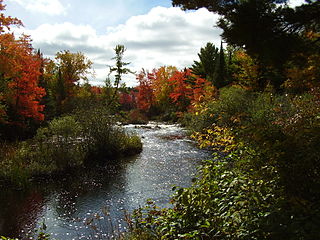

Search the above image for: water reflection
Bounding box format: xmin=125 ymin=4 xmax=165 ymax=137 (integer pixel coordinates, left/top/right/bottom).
xmin=0 ymin=122 xmax=211 ymax=239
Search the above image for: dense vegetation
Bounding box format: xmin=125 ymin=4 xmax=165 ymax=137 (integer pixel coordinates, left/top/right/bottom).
xmin=1 ymin=0 xmax=320 ymax=239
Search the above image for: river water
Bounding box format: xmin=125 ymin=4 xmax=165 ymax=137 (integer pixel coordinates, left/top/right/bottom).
xmin=0 ymin=122 xmax=211 ymax=239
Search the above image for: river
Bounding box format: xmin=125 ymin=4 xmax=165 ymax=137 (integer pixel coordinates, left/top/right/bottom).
xmin=0 ymin=122 xmax=211 ymax=239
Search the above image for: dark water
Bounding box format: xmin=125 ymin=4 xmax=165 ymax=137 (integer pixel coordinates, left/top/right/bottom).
xmin=0 ymin=122 xmax=211 ymax=239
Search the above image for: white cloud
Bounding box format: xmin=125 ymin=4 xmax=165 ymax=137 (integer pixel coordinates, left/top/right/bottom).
xmin=10 ymin=0 xmax=67 ymax=15
xmin=288 ymin=0 xmax=306 ymax=7
xmin=20 ymin=7 xmax=221 ymax=86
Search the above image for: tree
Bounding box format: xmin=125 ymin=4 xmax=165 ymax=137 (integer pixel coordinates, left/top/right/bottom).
xmin=152 ymin=66 xmax=177 ymax=112
xmin=0 ymin=3 xmax=45 ymax=124
xmin=0 ymin=0 xmax=22 ymax=33
xmin=191 ymin=42 xmax=218 ymax=82
xmin=213 ymin=42 xmax=228 ymax=88
xmin=55 ymin=50 xmax=93 ymax=97
xmin=191 ymin=42 xmax=228 ymax=88
xmin=233 ymin=49 xmax=260 ymax=90
xmin=169 ymin=69 xmax=193 ymax=111
xmin=6 ymin=37 xmax=45 ymax=122
xmin=169 ymin=68 xmax=210 ymax=111
xmin=107 ymin=45 xmax=134 ymax=106
xmin=136 ymin=69 xmax=155 ymax=112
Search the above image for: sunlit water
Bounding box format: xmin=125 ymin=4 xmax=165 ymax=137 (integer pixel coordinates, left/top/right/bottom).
xmin=0 ymin=122 xmax=211 ymax=239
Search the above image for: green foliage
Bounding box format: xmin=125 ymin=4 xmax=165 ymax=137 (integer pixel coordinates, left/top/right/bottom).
xmin=156 ymin=85 xmax=320 ymax=239
xmin=191 ymin=42 xmax=218 ymax=81
xmin=130 ymin=156 xmax=282 ymax=239
xmin=0 ymin=115 xmax=86 ymax=185
xmin=1 ymin=221 xmax=50 ymax=240
xmin=191 ymin=42 xmax=229 ymax=88
xmin=186 ymin=86 xmax=320 ymax=199
xmin=75 ymin=107 xmax=142 ymax=161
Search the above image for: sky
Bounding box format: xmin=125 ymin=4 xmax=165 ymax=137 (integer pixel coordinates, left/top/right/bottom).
xmin=4 ymin=0 xmax=306 ymax=86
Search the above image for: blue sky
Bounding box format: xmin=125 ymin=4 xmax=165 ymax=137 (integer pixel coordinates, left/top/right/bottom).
xmin=4 ymin=0 xmax=306 ymax=86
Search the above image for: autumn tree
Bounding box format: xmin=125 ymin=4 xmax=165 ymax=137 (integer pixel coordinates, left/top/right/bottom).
xmin=55 ymin=50 xmax=93 ymax=97
xmin=136 ymin=69 xmax=155 ymax=113
xmin=168 ymin=69 xmax=193 ymax=111
xmin=0 ymin=1 xmax=45 ymax=130
xmin=0 ymin=0 xmax=22 ymax=33
xmin=233 ymin=49 xmax=260 ymax=90
xmin=152 ymin=66 xmax=177 ymax=113
xmin=119 ymin=90 xmax=136 ymax=111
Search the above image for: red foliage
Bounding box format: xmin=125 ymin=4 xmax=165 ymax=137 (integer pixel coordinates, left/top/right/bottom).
xmin=169 ymin=69 xmax=193 ymax=105
xmin=119 ymin=90 xmax=136 ymax=110
xmin=5 ymin=36 xmax=46 ymax=121
xmin=136 ymin=70 xmax=155 ymax=112
xmin=169 ymin=68 xmax=210 ymax=110
xmin=0 ymin=34 xmax=45 ymax=122
xmin=90 ymin=86 xmax=103 ymax=95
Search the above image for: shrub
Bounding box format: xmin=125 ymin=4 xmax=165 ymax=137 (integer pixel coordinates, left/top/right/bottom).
xmin=75 ymin=107 xmax=142 ymax=161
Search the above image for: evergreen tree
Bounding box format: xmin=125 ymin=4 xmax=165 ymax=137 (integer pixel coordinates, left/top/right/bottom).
xmin=56 ymin=68 xmax=66 ymax=115
xmin=191 ymin=42 xmax=218 ymax=83
xmin=213 ymin=42 xmax=228 ymax=88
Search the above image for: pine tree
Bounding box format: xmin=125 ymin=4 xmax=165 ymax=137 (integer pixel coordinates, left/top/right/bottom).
xmin=191 ymin=43 xmax=218 ymax=83
xmin=213 ymin=42 xmax=228 ymax=89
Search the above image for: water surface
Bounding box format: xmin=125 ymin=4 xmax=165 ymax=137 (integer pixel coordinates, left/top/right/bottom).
xmin=0 ymin=122 xmax=211 ymax=239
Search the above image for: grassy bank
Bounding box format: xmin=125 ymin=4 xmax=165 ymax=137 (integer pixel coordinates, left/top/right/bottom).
xmin=126 ymin=86 xmax=320 ymax=239
xmin=0 ymin=107 xmax=142 ymax=187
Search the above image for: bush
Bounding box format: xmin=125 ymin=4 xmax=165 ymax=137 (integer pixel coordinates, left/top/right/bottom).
xmin=75 ymin=107 xmax=142 ymax=161
xmin=0 ymin=116 xmax=86 ymax=185
xmin=126 ymin=109 xmax=148 ymax=124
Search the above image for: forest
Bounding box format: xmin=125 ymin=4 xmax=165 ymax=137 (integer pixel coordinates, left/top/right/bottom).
xmin=1 ymin=0 xmax=320 ymax=239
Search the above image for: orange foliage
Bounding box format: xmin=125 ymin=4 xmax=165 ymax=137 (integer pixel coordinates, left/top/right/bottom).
xmin=152 ymin=66 xmax=176 ymax=105
xmin=168 ymin=68 xmax=210 ymax=110
xmin=0 ymin=0 xmax=22 ymax=33
xmin=90 ymin=86 xmax=103 ymax=95
xmin=0 ymin=2 xmax=45 ymax=122
xmin=233 ymin=50 xmax=259 ymax=90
